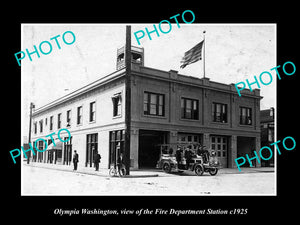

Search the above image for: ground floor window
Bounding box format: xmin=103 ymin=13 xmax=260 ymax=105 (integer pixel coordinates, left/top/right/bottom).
xmin=109 ymin=130 xmax=125 ymax=168
xmin=32 ymin=149 xmax=37 ymax=162
xmin=47 ymin=139 xmax=54 ymax=163
xmin=56 ymin=150 xmax=62 ymax=163
xmin=37 ymin=140 xmax=44 ymax=162
xmin=63 ymin=136 xmax=72 ymax=165
xmin=211 ymin=136 xmax=228 ymax=157
xmin=47 ymin=150 xmax=54 ymax=163
xmin=211 ymin=135 xmax=228 ymax=167
xmin=177 ymin=133 xmax=201 ymax=152
xmin=86 ymin=133 xmax=98 ymax=167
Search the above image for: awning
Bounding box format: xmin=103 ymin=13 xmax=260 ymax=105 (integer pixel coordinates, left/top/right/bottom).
xmin=47 ymin=141 xmax=63 ymax=150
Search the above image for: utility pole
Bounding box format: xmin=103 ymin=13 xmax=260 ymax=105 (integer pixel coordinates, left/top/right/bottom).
xmin=27 ymin=102 xmax=35 ymax=164
xmin=124 ymin=25 xmax=131 ymax=175
xmin=203 ymin=30 xmax=206 ymax=78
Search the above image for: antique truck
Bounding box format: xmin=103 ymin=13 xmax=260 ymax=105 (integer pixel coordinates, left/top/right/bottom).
xmin=156 ymin=144 xmax=220 ymax=176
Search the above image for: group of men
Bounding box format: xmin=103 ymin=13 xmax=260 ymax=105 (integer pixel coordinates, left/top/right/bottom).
xmin=175 ymin=145 xmax=210 ymax=169
xmin=71 ymin=149 xmax=102 ymax=171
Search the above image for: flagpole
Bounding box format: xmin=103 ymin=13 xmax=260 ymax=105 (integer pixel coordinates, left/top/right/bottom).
xmin=203 ymin=30 xmax=206 ymax=78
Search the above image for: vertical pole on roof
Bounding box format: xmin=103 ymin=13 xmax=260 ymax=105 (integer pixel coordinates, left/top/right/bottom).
xmin=124 ymin=25 xmax=131 ymax=175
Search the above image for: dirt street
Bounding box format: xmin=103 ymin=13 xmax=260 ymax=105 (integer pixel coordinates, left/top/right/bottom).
xmin=22 ymin=166 xmax=275 ymax=195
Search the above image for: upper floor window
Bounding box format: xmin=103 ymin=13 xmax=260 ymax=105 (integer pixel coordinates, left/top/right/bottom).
xmin=77 ymin=106 xmax=83 ymax=125
xmin=39 ymin=120 xmax=43 ymax=133
xmin=50 ymin=116 xmax=53 ymax=130
xmin=143 ymin=92 xmax=165 ymax=116
xmin=34 ymin=122 xmax=37 ymax=134
xmin=90 ymin=102 xmax=96 ymax=122
xmin=181 ymin=97 xmax=199 ymax=120
xmin=66 ymin=110 xmax=71 ymax=127
xmin=212 ymin=102 xmax=227 ymax=123
xmin=240 ymin=107 xmax=252 ymax=125
xmin=112 ymin=94 xmax=122 ymax=117
xmin=57 ymin=113 xmax=61 ymax=129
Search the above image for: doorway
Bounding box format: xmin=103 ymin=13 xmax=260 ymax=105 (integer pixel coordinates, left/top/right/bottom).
xmin=210 ymin=135 xmax=229 ymax=168
xmin=86 ymin=133 xmax=98 ymax=167
xmin=138 ymin=130 xmax=168 ymax=168
xmin=237 ymin=136 xmax=256 ymax=167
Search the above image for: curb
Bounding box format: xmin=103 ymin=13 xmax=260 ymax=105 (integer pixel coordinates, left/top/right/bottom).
xmin=220 ymin=168 xmax=275 ymax=174
xmin=23 ymin=163 xmax=160 ymax=178
xmin=23 ymin=163 xmax=274 ymax=177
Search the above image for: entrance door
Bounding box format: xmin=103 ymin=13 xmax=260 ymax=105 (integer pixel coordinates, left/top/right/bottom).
xmin=109 ymin=130 xmax=125 ymax=168
xmin=86 ymin=133 xmax=98 ymax=167
xmin=237 ymin=136 xmax=255 ymax=167
xmin=63 ymin=136 xmax=72 ymax=165
xmin=138 ymin=130 xmax=167 ymax=168
xmin=210 ymin=135 xmax=228 ymax=168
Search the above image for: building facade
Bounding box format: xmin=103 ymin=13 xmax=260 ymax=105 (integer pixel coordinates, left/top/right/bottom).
xmin=30 ymin=46 xmax=262 ymax=169
xmin=260 ymin=107 xmax=275 ymax=167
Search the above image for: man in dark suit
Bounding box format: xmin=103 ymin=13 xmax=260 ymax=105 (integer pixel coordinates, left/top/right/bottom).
xmin=197 ymin=145 xmax=209 ymax=163
xmin=94 ymin=152 xmax=101 ymax=171
xmin=184 ymin=146 xmax=193 ymax=169
xmin=73 ymin=150 xmax=79 ymax=171
xmin=176 ymin=147 xmax=182 ymax=166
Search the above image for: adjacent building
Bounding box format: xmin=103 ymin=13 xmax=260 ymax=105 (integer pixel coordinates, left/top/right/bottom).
xmin=30 ymin=45 xmax=262 ymax=169
xmin=260 ymin=107 xmax=275 ymax=167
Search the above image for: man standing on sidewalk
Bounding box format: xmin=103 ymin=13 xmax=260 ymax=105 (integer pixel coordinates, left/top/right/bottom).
xmin=94 ymin=152 xmax=101 ymax=171
xmin=73 ymin=150 xmax=79 ymax=171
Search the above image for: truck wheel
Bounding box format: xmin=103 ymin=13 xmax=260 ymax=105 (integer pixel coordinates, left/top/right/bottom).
xmin=208 ymin=168 xmax=218 ymax=176
xmin=195 ymin=165 xmax=204 ymax=176
xmin=209 ymin=168 xmax=218 ymax=176
xmin=163 ymin=162 xmax=171 ymax=173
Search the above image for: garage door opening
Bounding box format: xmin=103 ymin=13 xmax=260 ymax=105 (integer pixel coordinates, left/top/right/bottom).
xmin=210 ymin=135 xmax=229 ymax=168
xmin=237 ymin=136 xmax=256 ymax=168
xmin=138 ymin=130 xmax=168 ymax=169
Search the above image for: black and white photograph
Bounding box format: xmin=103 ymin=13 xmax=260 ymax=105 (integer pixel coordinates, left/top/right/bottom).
xmin=4 ymin=5 xmax=298 ymax=221
xmin=20 ymin=23 xmax=276 ymax=196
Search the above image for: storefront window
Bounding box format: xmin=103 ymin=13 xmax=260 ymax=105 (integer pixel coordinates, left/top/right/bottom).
xmin=64 ymin=136 xmax=72 ymax=165
xmin=86 ymin=133 xmax=98 ymax=167
xmin=109 ymin=130 xmax=125 ymax=168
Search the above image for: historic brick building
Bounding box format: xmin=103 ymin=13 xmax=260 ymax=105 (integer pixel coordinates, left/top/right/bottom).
xmin=30 ymin=45 xmax=262 ymax=169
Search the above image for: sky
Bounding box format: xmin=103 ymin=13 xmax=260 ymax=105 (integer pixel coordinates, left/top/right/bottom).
xmin=21 ymin=24 xmax=276 ymax=137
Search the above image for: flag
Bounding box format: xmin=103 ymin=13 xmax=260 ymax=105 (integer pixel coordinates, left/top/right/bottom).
xmin=180 ymin=40 xmax=204 ymax=69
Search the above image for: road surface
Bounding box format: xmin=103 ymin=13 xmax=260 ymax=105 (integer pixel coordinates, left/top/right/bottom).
xmin=22 ymin=165 xmax=275 ymax=195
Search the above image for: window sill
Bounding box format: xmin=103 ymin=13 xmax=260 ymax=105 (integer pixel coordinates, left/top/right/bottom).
xmin=142 ymin=114 xmax=166 ymax=119
xmin=211 ymin=121 xmax=228 ymax=125
xmin=113 ymin=115 xmax=122 ymax=119
xmin=179 ymin=118 xmax=199 ymax=122
xmin=238 ymin=124 xmax=253 ymax=127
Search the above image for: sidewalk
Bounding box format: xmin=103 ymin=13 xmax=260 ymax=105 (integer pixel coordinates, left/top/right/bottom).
xmin=23 ymin=161 xmax=274 ymax=177
xmin=220 ymin=167 xmax=275 ymax=174
xmin=23 ymin=162 xmax=160 ymax=178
